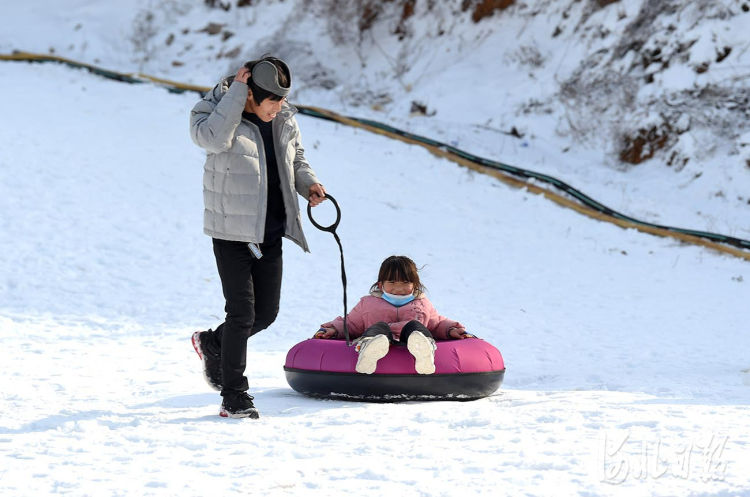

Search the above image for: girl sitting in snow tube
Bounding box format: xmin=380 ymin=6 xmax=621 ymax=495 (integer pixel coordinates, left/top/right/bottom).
xmin=284 ymin=255 xmax=505 ymax=401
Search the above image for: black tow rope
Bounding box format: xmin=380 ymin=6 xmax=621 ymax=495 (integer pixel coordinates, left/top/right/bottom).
xmin=307 ymin=194 xmax=350 ymax=346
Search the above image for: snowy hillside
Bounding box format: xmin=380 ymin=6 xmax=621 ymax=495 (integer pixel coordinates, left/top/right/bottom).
xmin=3 ymin=0 xmax=750 ymax=237
xmin=1 ymin=2 xmax=749 ymax=496
xmin=2 ymin=57 xmax=749 ymax=497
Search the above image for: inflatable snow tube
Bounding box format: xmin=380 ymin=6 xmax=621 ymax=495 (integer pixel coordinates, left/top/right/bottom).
xmin=284 ymin=338 xmax=505 ymax=401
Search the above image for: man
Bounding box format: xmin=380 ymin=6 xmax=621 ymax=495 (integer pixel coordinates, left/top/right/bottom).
xmin=190 ymin=56 xmax=326 ymax=418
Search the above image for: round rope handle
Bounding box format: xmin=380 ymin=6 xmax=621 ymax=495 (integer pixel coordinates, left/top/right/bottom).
xmin=306 ymin=193 xmax=341 ymax=232
xmin=305 ymin=192 xmax=351 ymax=346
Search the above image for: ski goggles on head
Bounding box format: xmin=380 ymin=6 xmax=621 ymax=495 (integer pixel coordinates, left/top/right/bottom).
xmin=252 ymin=59 xmax=291 ymax=97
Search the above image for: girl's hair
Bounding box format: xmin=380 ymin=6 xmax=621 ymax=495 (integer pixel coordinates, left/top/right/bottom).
xmin=370 ymin=255 xmax=426 ymax=296
xmin=243 ymin=56 xmax=290 ymax=104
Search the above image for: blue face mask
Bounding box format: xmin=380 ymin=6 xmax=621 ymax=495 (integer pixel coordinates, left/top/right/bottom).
xmin=382 ymin=291 xmax=415 ymax=307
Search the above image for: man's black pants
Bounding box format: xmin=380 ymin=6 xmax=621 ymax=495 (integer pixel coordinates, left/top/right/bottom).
xmin=212 ymin=237 xmax=283 ymax=395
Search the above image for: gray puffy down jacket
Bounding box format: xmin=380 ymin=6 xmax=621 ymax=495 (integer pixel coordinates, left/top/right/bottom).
xmin=190 ymin=77 xmax=320 ymax=251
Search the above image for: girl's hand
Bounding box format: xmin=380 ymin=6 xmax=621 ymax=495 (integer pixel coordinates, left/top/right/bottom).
xmin=448 ymin=327 xmax=468 ymax=339
xmin=314 ymin=327 xmax=337 ymax=339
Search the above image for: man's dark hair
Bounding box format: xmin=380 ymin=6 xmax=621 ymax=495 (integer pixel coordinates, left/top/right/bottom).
xmin=244 ymin=56 xmax=290 ymax=104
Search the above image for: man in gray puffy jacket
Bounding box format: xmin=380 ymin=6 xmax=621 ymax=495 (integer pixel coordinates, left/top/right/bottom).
xmin=189 ymin=56 xmax=326 ymax=419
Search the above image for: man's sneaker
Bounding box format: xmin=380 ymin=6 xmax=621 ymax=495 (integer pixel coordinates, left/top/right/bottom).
xmin=220 ymin=391 xmax=260 ymax=419
xmin=355 ymin=334 xmax=390 ymax=374
xmin=407 ymin=333 xmax=437 ymax=375
xmin=191 ymin=330 xmax=222 ymax=391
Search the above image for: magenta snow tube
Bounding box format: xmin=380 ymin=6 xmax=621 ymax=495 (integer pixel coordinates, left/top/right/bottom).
xmin=284 ymin=338 xmax=505 ymax=401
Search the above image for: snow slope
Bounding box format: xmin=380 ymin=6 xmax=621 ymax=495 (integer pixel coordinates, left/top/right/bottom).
xmin=3 ymin=0 xmax=749 ymax=238
xmin=1 ymin=58 xmax=749 ymax=497
xmin=2 ymin=0 xmax=750 ymax=495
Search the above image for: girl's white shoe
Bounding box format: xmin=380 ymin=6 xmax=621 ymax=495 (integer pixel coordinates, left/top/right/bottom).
xmin=355 ymin=335 xmax=390 ymax=374
xmin=407 ymin=333 xmax=437 ymax=375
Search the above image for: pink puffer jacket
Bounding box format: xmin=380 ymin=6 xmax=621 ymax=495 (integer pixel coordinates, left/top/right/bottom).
xmin=320 ymin=292 xmax=463 ymax=340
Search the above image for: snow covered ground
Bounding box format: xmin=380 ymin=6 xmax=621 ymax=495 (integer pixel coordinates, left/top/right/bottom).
xmin=4 ymin=0 xmax=750 ymax=239
xmin=2 ymin=0 xmax=750 ymax=494
xmin=1 ymin=57 xmax=749 ymax=496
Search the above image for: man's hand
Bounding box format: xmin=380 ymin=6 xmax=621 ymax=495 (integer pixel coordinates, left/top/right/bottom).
xmin=308 ymin=183 xmax=327 ymax=207
xmin=235 ymin=67 xmax=250 ymax=84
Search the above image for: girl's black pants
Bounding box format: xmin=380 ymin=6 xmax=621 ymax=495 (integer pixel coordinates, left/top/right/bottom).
xmin=361 ymin=320 xmax=433 ymax=344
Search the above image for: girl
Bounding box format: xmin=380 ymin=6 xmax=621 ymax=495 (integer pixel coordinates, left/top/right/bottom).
xmin=315 ymin=255 xmax=469 ymax=374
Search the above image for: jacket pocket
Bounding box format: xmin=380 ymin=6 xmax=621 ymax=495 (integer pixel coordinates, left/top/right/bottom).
xmin=232 ymin=135 xmax=260 ymax=157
